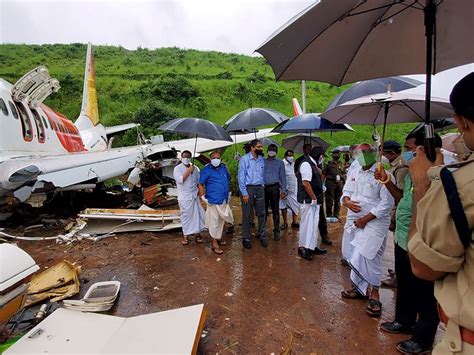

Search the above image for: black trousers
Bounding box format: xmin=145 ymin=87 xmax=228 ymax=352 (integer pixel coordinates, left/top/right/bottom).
xmin=325 ymin=180 xmax=343 ymax=217
xmin=241 ymin=185 xmax=266 ymax=241
xmin=394 ymin=244 xmax=439 ymax=347
xmin=318 ymin=205 xmax=328 ymax=238
xmin=264 ymin=184 xmax=280 ymax=237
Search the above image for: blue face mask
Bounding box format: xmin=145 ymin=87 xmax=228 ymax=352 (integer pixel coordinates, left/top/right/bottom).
xmin=402 ymin=151 xmax=414 ymax=163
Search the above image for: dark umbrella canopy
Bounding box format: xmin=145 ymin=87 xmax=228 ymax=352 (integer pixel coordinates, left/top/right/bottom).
xmin=325 ymin=76 xmax=423 ymax=111
xmin=159 ymin=118 xmax=232 ymax=142
xmin=272 ymin=113 xmax=354 ymax=133
xmin=256 ymin=0 xmax=473 ymax=85
xmin=224 ymin=108 xmax=288 ymax=132
xmin=282 ymin=134 xmax=329 ymax=154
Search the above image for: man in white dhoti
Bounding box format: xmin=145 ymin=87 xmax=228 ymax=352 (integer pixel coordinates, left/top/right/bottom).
xmin=340 ymin=144 xmax=395 ymax=318
xmin=280 ymin=150 xmax=300 ymax=229
xmin=198 ymin=151 xmax=233 ymax=255
xmin=173 ymin=150 xmax=205 ymax=246
xmin=296 ymin=146 xmax=327 ymax=260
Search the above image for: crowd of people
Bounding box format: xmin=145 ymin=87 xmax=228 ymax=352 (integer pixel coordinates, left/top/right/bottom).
xmin=173 ymin=73 xmax=473 ymax=354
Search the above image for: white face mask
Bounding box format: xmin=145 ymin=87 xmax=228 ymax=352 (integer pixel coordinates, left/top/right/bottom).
xmin=286 ymin=156 xmax=294 ymax=163
xmin=268 ymin=151 xmax=277 ymax=157
xmin=211 ymin=158 xmax=221 ymax=167
xmin=181 ymin=158 xmax=191 ymax=165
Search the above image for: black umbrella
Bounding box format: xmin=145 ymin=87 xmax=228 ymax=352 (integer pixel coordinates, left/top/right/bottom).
xmin=325 ymin=76 xmax=423 ymax=111
xmin=159 ymin=118 xmax=232 ymax=158
xmin=224 ymin=108 xmax=288 ymax=133
xmin=282 ymin=134 xmax=329 ymax=154
xmin=272 ymin=113 xmax=354 ymax=134
xmin=256 ymin=0 xmax=473 ymax=160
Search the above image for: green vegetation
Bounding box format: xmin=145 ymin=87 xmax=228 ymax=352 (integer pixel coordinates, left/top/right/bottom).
xmin=0 ymin=43 xmax=417 ymax=189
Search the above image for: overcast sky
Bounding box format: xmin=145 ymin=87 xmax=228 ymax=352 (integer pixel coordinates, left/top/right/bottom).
xmin=1 ymin=0 xmax=315 ymax=55
xmin=1 ymin=0 xmax=472 ymax=96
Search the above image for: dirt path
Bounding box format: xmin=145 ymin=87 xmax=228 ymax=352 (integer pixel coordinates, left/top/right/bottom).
xmin=17 ymin=204 xmax=405 ymax=354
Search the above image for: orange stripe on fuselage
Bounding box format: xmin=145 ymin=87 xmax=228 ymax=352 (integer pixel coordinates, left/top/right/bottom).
xmin=41 ymin=104 xmax=86 ymax=153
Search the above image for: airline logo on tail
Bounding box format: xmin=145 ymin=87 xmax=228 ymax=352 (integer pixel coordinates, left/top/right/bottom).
xmin=292 ymin=98 xmax=303 ymax=116
xmin=81 ymin=43 xmax=99 ymax=126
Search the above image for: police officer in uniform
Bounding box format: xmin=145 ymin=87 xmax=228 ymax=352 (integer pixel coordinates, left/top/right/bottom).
xmin=324 ymin=149 xmax=345 ymax=219
xmin=408 ymin=72 xmax=474 ymax=354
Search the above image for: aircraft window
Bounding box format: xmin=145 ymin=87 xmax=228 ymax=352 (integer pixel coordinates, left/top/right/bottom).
xmin=8 ymin=101 xmax=19 ymax=119
xmin=17 ymin=103 xmax=33 ymax=141
xmin=0 ymin=99 xmax=7 ymax=115
xmin=42 ymin=116 xmax=49 ymax=129
xmin=31 ymin=109 xmax=46 ymax=143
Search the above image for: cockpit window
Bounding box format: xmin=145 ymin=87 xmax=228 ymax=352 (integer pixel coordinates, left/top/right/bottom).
xmin=0 ymin=99 xmax=7 ymax=115
xmin=8 ymin=101 xmax=19 ymax=119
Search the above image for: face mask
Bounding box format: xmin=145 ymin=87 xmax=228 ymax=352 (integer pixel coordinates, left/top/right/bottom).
xmin=286 ymin=156 xmax=294 ymax=163
xmin=402 ymin=151 xmax=414 ymax=164
xmin=356 ymin=151 xmax=376 ymax=167
xmin=182 ymin=158 xmax=191 ymax=165
xmin=255 ymin=149 xmax=264 ymax=156
xmin=211 ymin=158 xmax=221 ymax=167
xmin=267 ymin=151 xmax=276 ymax=157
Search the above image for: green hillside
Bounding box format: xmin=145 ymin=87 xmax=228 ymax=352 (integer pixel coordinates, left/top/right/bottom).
xmin=0 ymin=43 xmax=416 ymax=186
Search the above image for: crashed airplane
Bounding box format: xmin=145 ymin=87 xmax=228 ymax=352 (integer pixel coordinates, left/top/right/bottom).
xmin=0 ymin=43 xmax=274 ymax=207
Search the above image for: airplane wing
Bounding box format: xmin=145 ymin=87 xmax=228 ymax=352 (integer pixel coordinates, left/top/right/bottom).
xmin=148 ymin=128 xmax=278 ymax=157
xmin=0 ymin=129 xmax=279 ymax=202
xmin=105 ymin=123 xmax=140 ymax=137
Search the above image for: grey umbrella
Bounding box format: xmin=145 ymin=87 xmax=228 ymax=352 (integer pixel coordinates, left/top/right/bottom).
xmin=325 ymin=76 xmax=423 ymax=111
xmin=159 ymin=118 xmax=232 ymax=158
xmin=224 ymin=108 xmax=288 ymax=133
xmin=256 ymin=0 xmax=473 ymax=160
xmin=272 ymin=113 xmax=354 ymax=133
xmin=282 ymin=134 xmax=329 ymax=154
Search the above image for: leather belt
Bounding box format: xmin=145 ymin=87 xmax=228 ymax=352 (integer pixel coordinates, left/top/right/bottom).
xmin=438 ymin=304 xmax=474 ymax=345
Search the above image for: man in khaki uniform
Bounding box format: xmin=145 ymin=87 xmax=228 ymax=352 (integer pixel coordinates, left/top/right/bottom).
xmin=408 ymin=72 xmax=474 ymax=354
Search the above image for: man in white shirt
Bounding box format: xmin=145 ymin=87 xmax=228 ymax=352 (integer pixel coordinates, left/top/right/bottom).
xmin=296 ymin=146 xmax=327 ymax=260
xmin=340 ymin=143 xmax=395 ymax=318
xmin=280 ymin=150 xmax=299 ymax=229
xmin=173 ymin=150 xmax=205 ymax=245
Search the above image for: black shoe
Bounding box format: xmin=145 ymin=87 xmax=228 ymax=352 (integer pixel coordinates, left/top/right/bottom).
xmin=242 ymin=239 xmax=251 ymax=249
xmin=280 ymin=223 xmax=288 ymax=230
xmin=291 ymin=222 xmax=300 ymax=228
xmin=321 ymin=236 xmax=333 ymax=245
xmin=260 ymin=238 xmax=268 ymax=247
xmin=380 ymin=321 xmax=412 ymax=334
xmin=274 ymin=233 xmax=280 ymax=241
xmin=298 ymin=247 xmax=313 ymax=260
xmin=396 ymin=339 xmax=432 ymax=354
xmin=312 ymin=246 xmax=327 ymax=255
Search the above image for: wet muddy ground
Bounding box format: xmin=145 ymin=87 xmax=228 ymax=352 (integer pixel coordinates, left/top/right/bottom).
xmin=16 ymin=203 xmax=410 ymax=354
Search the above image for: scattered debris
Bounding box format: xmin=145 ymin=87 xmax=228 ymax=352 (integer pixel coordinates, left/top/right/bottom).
xmin=63 ymin=281 xmax=120 ymax=312
xmin=5 ymin=305 xmax=206 ymax=354
xmin=25 ymin=260 xmax=81 ymax=307
xmin=281 ymin=331 xmax=303 ymax=355
xmin=224 ymin=292 xmax=233 ymax=297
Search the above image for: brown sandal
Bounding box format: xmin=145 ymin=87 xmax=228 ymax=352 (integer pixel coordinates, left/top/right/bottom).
xmin=181 ymin=238 xmax=189 ymax=245
xmin=211 ymin=247 xmax=224 ymax=255
xmin=195 ymin=235 xmax=203 ymax=243
xmin=341 ymin=288 xmax=369 ymax=300
xmin=366 ymin=299 xmax=382 ymax=317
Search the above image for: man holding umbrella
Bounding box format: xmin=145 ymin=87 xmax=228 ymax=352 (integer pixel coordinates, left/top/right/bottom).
xmin=173 ymin=150 xmax=205 ymax=246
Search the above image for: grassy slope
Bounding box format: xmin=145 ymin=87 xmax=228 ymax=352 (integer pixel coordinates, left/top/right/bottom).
xmin=0 ymin=44 xmax=416 ymax=188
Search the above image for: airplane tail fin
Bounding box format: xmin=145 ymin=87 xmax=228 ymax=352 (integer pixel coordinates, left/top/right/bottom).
xmin=292 ymin=98 xmax=303 ymax=116
xmin=79 ymin=43 xmax=99 ymax=126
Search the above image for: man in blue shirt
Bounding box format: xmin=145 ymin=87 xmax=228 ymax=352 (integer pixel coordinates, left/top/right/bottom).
xmin=199 ymin=151 xmax=234 ymax=255
xmin=238 ymin=139 xmax=266 ymax=248
xmin=264 ymin=144 xmax=287 ymax=241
